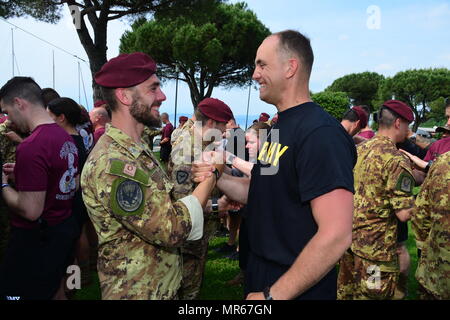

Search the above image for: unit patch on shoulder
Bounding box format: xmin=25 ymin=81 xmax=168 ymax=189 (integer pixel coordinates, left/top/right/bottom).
xmin=111 ymin=179 xmax=145 ymax=216
xmin=176 ymin=171 xmax=189 ymax=184
xmin=396 ymin=172 xmax=414 ymax=194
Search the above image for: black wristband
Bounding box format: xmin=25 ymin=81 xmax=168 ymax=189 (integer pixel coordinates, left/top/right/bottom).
xmin=211 ymin=197 xmax=219 ymax=214
xmin=425 ymin=160 xmax=434 ymax=173
xmin=213 ymin=168 xmax=220 ymax=180
xmin=263 ymin=286 xmax=273 ymax=300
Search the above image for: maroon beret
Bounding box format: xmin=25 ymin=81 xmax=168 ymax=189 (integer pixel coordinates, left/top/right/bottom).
xmin=94 ymin=100 xmax=107 ymax=108
xmin=179 ymin=116 xmax=188 ymax=122
xmin=352 ymin=106 xmax=368 ymax=129
xmin=259 ymin=112 xmax=270 ymax=122
xmin=198 ymin=98 xmax=233 ymax=123
xmin=383 ymin=100 xmax=414 ymax=123
xmin=95 ymin=52 xmax=157 ymax=88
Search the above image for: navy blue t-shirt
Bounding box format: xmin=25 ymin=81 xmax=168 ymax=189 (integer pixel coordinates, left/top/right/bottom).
xmin=246 ymin=102 xmax=356 ymax=299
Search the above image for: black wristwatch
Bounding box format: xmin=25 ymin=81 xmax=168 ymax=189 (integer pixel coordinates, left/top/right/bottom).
xmin=425 ymin=160 xmax=434 ymax=173
xmin=211 ymin=197 xmax=219 ymax=214
xmin=263 ymin=286 xmax=273 ymax=300
xmin=213 ymin=168 xmax=221 ymax=180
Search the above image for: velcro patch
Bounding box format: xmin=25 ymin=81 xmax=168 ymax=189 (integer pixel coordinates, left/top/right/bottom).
xmin=110 ymin=178 xmax=145 ymax=216
xmin=396 ymin=172 xmax=414 ymax=194
xmin=176 ymin=171 xmax=189 ymax=184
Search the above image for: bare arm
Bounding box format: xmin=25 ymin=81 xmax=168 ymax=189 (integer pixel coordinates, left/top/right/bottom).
xmin=2 ymin=188 xmax=46 ymax=221
xmin=247 ymin=188 xmax=353 ymax=300
xmin=216 ymin=173 xmax=250 ymax=204
xmin=230 ymin=156 xmax=254 ymax=177
xmin=2 ymin=164 xmax=46 ymax=221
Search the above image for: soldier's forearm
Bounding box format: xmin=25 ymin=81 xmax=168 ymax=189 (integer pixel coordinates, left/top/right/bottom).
xmin=192 ymin=176 xmax=216 ymax=209
xmin=216 ymin=173 xmax=249 ymax=204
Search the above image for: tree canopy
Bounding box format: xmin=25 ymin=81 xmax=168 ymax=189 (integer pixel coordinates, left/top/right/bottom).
xmin=120 ymin=1 xmax=270 ymax=108
xmin=311 ymin=91 xmax=351 ymax=121
xmin=0 ymin=0 xmax=214 ymax=101
xmin=325 ymin=71 xmax=384 ymax=111
xmin=378 ymin=68 xmax=450 ymax=131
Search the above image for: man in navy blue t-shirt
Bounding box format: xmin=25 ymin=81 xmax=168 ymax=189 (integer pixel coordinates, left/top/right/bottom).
xmin=193 ymin=30 xmax=356 ymax=300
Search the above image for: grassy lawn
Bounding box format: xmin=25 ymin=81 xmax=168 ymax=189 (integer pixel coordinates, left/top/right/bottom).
xmin=74 ymin=232 xmax=419 ymax=300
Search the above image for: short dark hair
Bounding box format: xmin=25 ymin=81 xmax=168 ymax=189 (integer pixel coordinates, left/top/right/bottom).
xmin=274 ymin=30 xmax=314 ymax=79
xmin=0 ymin=76 xmax=44 ymax=107
xmin=445 ymin=97 xmax=450 ymax=108
xmin=41 ymin=87 xmax=60 ymax=106
xmin=342 ymin=109 xmax=359 ymax=123
xmin=194 ymin=108 xmax=210 ymax=126
xmin=100 ymin=87 xmax=118 ymax=112
xmin=47 ymin=97 xmax=84 ymax=127
xmin=378 ymin=107 xmax=399 ymax=129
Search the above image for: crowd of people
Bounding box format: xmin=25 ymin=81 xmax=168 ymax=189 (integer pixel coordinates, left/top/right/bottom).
xmin=0 ymin=29 xmax=448 ymax=300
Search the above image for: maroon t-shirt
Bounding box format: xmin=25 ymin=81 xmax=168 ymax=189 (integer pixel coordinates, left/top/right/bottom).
xmin=12 ymin=123 xmax=79 ymax=229
xmin=358 ymin=130 xmax=375 ymax=139
xmin=162 ymin=123 xmax=174 ymax=142
xmin=93 ymin=127 xmax=106 ymax=145
xmin=424 ymin=136 xmax=450 ymax=162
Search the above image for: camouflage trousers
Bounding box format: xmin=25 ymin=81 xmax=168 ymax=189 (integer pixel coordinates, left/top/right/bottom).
xmin=179 ymin=217 xmax=218 ymax=300
xmin=337 ymin=250 xmax=399 ymax=300
xmin=417 ymin=283 xmax=438 ymax=300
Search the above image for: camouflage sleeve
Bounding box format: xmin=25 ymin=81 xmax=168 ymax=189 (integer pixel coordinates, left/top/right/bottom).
xmin=168 ymin=144 xmax=196 ymax=201
xmin=386 ymin=157 xmax=415 ymax=210
xmin=413 ymin=154 xmax=450 ymax=249
xmin=84 ymin=157 xmax=202 ymax=247
xmin=0 ymin=121 xmax=17 ymax=163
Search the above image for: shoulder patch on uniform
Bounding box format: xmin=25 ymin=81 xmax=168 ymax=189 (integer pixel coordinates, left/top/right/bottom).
xmin=396 ymin=172 xmax=414 ymax=194
xmin=110 ymin=178 xmax=145 ymax=216
xmin=176 ymin=170 xmax=189 ymax=184
xmin=107 ymin=160 xmax=151 ymax=186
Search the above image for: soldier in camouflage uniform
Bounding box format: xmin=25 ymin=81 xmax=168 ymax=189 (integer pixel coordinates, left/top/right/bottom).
xmin=413 ymin=151 xmax=450 ymax=299
xmin=171 ymin=116 xmax=189 ymax=144
xmin=81 ymin=52 xmax=220 ymax=300
xmin=337 ymin=100 xmax=415 ymax=300
xmin=168 ymin=98 xmax=233 ymax=300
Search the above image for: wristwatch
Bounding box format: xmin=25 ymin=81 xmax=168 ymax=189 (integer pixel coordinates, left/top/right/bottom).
xmin=213 ymin=168 xmax=221 ymax=180
xmin=263 ymin=286 xmax=273 ymax=300
xmin=1 ymin=183 xmax=10 ymax=189
xmin=211 ymin=197 xmax=219 ymax=214
xmin=425 ymin=160 xmax=434 ymax=172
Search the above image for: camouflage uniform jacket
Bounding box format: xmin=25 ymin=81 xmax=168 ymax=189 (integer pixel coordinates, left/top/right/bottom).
xmin=142 ymin=126 xmax=162 ymax=148
xmin=168 ymin=123 xmax=220 ymax=223
xmin=0 ymin=120 xmax=18 ymax=163
xmin=80 ymin=123 xmax=204 ymax=300
xmin=171 ymin=119 xmax=194 ymax=149
xmin=414 ymin=151 xmax=450 ymax=299
xmin=352 ymin=135 xmax=415 ymax=263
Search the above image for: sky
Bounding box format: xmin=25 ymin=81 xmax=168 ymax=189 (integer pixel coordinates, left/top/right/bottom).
xmin=0 ymin=0 xmax=449 ymax=124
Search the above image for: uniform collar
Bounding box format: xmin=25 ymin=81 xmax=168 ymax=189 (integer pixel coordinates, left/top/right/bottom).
xmin=374 ymin=134 xmax=397 ymax=147
xmin=105 ymin=123 xmax=147 ymax=159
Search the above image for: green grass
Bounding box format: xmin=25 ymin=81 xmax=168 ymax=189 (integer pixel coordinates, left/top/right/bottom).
xmin=74 ymin=233 xmax=419 ymax=300
xmin=73 ymin=236 xmax=242 ymax=300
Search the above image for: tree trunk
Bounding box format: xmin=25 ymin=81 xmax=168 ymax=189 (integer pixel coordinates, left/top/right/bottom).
xmin=69 ymin=2 xmax=108 ymax=105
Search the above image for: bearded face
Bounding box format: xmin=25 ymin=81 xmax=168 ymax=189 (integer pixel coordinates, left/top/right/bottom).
xmin=129 ymin=92 xmax=162 ymax=128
